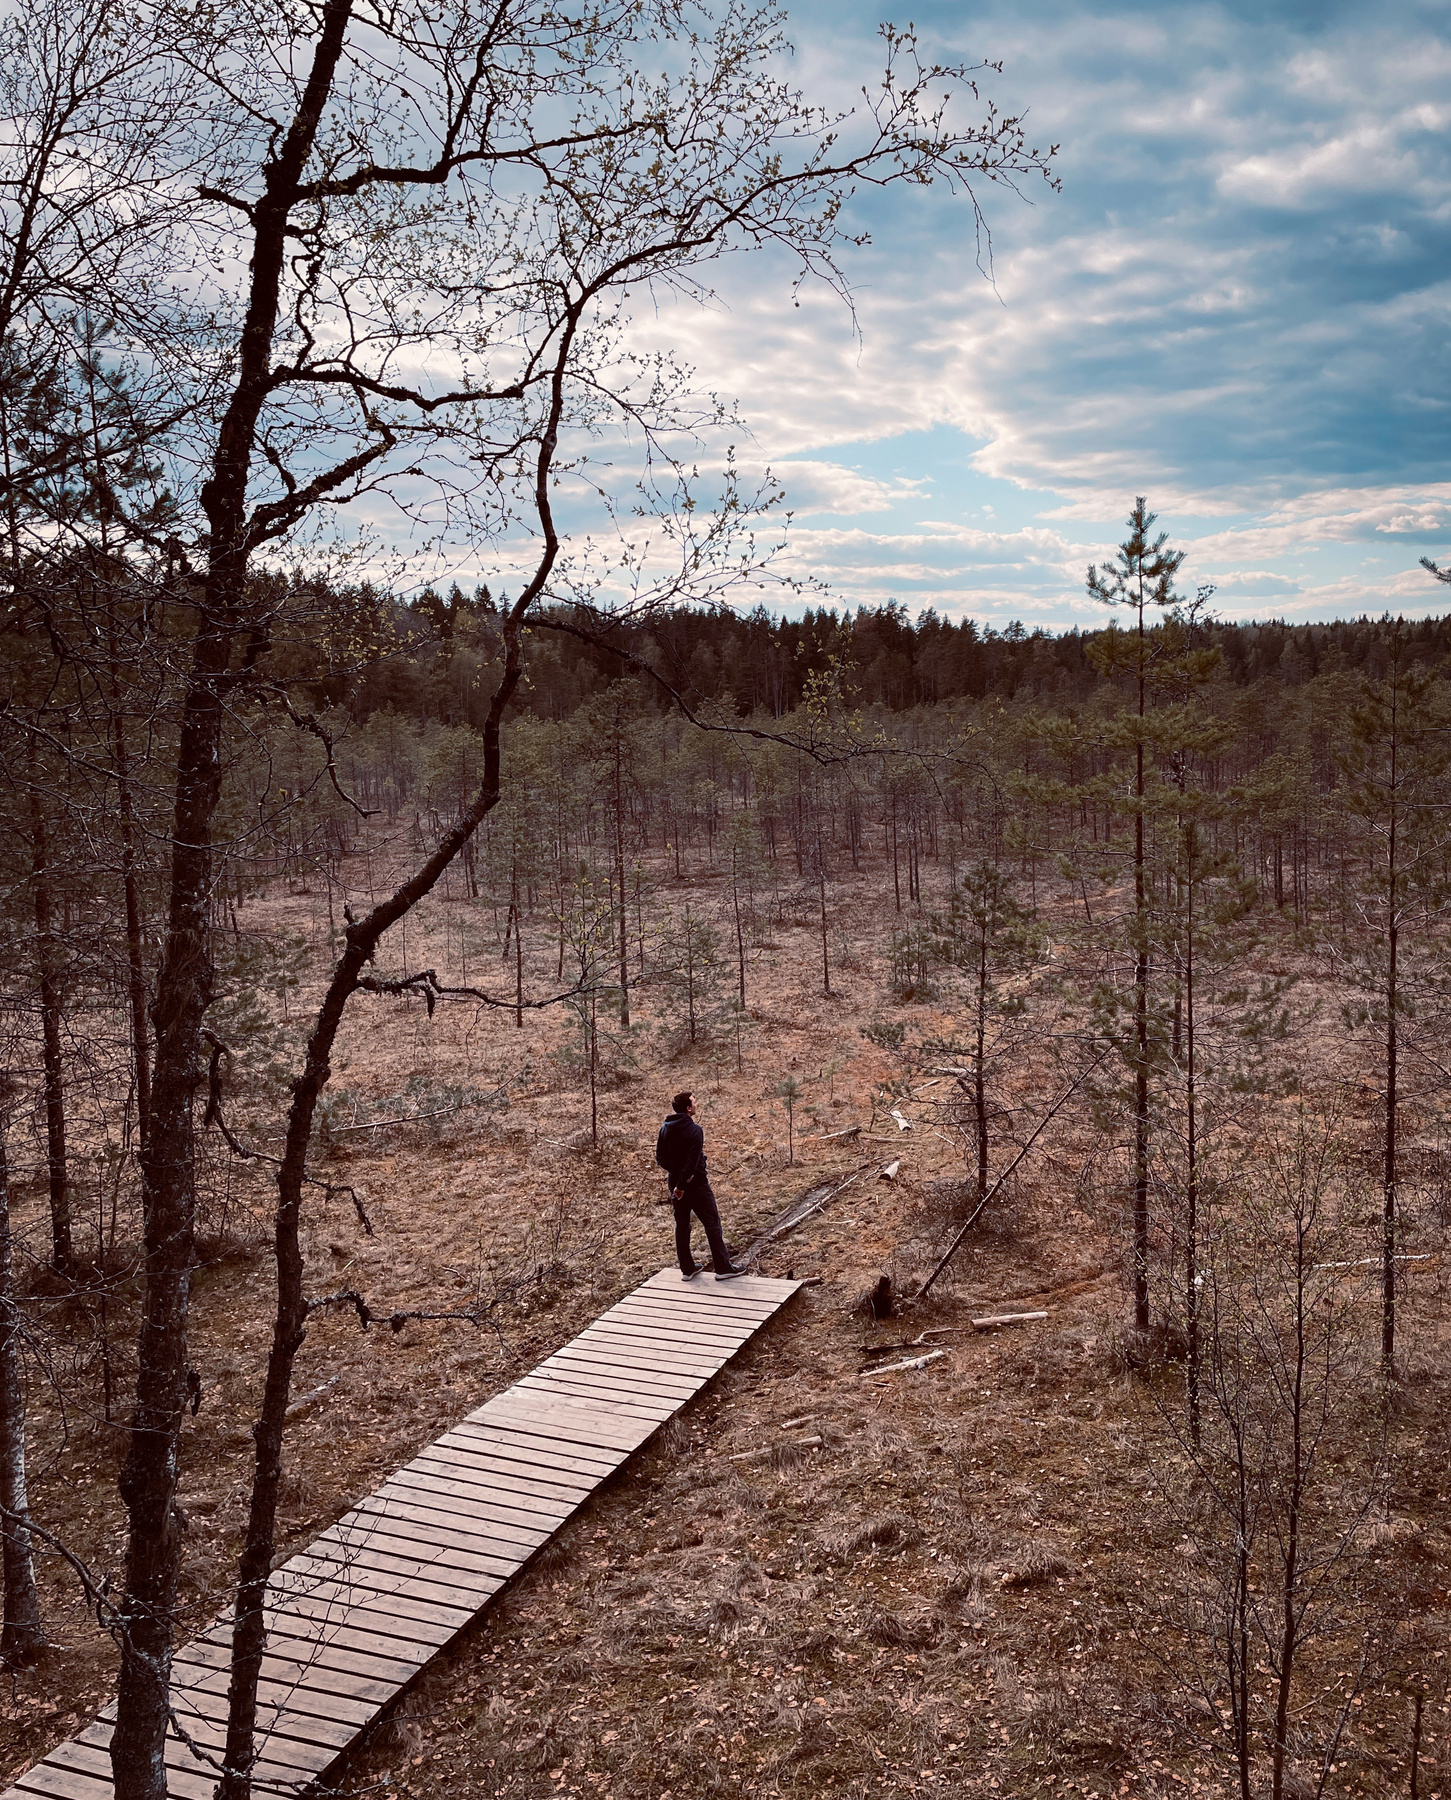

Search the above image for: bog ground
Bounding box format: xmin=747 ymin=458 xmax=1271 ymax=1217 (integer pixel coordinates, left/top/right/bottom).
xmin=2 ymin=830 xmax=1449 ymax=1800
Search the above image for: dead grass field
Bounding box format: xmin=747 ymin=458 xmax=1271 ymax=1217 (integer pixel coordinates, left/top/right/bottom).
xmin=2 ymin=830 xmax=1449 ymax=1799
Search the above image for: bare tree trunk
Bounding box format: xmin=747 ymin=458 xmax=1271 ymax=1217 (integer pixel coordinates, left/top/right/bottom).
xmin=614 ymin=728 xmax=630 ymax=1028
xmin=28 ymin=775 xmax=73 ymax=1275
xmin=111 ymin=603 xmax=235 ymax=1799
xmin=974 ymin=929 xmax=989 ymax=1207
xmin=731 ymin=847 xmax=747 ymax=1013
xmin=1382 ymin=788 xmax=1398 ymax=1371
xmin=816 ymin=815 xmax=830 ymax=998
xmin=588 ymin=994 xmax=599 ymax=1148
xmin=0 ymin=1094 xmax=43 ymax=1663
xmin=510 ymin=852 xmax=523 ymax=1030
xmin=1184 ymin=828 xmax=1200 ymax=1445
xmin=1270 ymin=1214 xmax=1310 ymax=1800
xmin=112 ymin=648 xmax=151 ymax=1154
xmin=1133 ymin=735 xmax=1150 ymax=1332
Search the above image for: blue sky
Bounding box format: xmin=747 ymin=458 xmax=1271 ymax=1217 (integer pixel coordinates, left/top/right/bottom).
xmin=628 ymin=0 xmax=1451 ymax=629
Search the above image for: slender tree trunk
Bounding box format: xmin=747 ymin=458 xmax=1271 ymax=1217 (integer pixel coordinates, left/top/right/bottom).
xmin=28 ymin=779 xmax=72 ymax=1275
xmin=1270 ymin=1226 xmax=1308 ymax=1800
xmin=816 ymin=816 xmax=830 ymax=998
xmin=974 ymin=930 xmax=989 ymax=1207
xmin=1133 ymin=734 xmax=1149 ymax=1331
xmin=511 ymin=853 xmax=523 ymax=1030
xmin=732 ymin=848 xmax=747 ymax=1013
xmin=614 ymin=733 xmax=630 ymax=1028
xmin=112 ymin=658 xmax=151 ymax=1155
xmin=1383 ymin=788 xmax=1398 ymax=1370
xmin=0 ymin=1104 xmax=43 ymax=1663
xmin=1184 ymin=828 xmax=1199 ymax=1446
xmin=588 ymin=996 xmax=598 ymax=1148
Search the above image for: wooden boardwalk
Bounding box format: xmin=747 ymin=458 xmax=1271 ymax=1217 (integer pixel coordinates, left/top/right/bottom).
xmin=3 ymin=1268 xmax=800 ymax=1800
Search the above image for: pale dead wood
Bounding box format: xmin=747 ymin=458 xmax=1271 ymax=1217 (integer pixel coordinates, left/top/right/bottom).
xmin=858 ymin=1349 xmax=947 ymax=1378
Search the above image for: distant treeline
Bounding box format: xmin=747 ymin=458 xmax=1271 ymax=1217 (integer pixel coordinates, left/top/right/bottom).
xmin=330 ymin=591 xmax=1451 ymax=728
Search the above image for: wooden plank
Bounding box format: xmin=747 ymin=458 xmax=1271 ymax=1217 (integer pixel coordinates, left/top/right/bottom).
xmin=472 ymin=1394 xmax=653 ymax=1453
xmin=564 ymin=1328 xmax=731 ymax=1375
xmin=399 ymin=1437 xmax=600 ymax=1498
xmin=511 ymin=1370 xmax=673 ymax=1417
xmin=317 ymin=1515 xmax=543 ymax=1575
xmin=168 ymin=1658 xmax=382 ymax=1729
xmin=75 ymin=1715 xmax=333 ymax=1780
xmin=173 ymin=1633 xmax=412 ymax=1702
xmin=433 ymin=1422 xmax=624 ymax=1479
xmin=347 ymin=1504 xmax=554 ymax=1571
xmin=64 ymin=1728 xmax=309 ymax=1795
xmin=599 ymin=1293 xmax=766 ymax=1336
xmin=263 ymin=1586 xmax=469 ymax=1650
xmin=352 ymin=1483 xmax=561 ymax=1540
xmin=164 ymin=1684 xmax=360 ymax=1754
xmin=572 ymin=1313 xmax=737 ymax=1356
xmin=399 ymin=1447 xmax=590 ymax=1516
xmin=534 ymin=1345 xmax=706 ymax=1391
xmin=623 ymin=1293 xmax=790 ymax=1331
xmin=117 ymin=1669 xmax=366 ymax=1744
xmin=513 ymin=1369 xmax=680 ymax=1416
xmin=529 ymin=1348 xmax=702 ymax=1395
xmin=612 ymin=1288 xmax=784 ymax=1332
xmin=595 ymin=1304 xmax=765 ymax=1349
xmin=256 ymin=1613 xmax=436 ymax=1676
xmin=271 ymin=1551 xmax=502 ymax=1616
xmin=320 ymin=1512 xmax=535 ymax=1569
xmin=641 ymin=1268 xmax=799 ymax=1306
xmin=387 ymin=1461 xmax=586 ymax=1533
xmin=608 ymin=1290 xmax=781 ymax=1332
xmin=380 ymin=1456 xmax=586 ymax=1515
xmin=194 ymin=1610 xmax=435 ymax=1685
xmin=9 ymin=1764 xmax=115 ymax=1800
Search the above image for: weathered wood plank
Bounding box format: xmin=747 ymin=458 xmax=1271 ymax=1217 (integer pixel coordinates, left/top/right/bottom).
xmin=10 ymin=1763 xmax=114 ymax=1800
xmin=436 ymin=1421 xmax=625 ymax=1477
xmin=534 ymin=1344 xmax=707 ymax=1389
xmin=564 ymin=1329 xmax=731 ymax=1374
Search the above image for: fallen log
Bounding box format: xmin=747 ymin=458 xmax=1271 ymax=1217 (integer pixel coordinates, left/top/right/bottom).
xmin=285 ymin=1375 xmax=340 ymax=1422
xmin=879 ymin=1159 xmax=901 ymax=1182
xmin=740 ymin=1164 xmax=872 ymax=1264
xmin=970 ymin=1310 xmax=1047 ymax=1332
xmin=821 ymin=1124 xmax=863 ymax=1142
xmin=859 ymin=1348 xmax=946 ymax=1378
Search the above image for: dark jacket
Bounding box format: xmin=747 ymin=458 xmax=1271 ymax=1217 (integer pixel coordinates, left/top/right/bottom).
xmin=655 ymin=1111 xmax=706 ymax=1188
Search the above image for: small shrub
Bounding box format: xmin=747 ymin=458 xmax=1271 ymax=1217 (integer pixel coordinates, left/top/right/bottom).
xmin=860 ymin=1018 xmax=905 ymax=1051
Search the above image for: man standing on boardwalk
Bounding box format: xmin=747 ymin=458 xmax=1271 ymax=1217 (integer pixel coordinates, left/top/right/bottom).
xmin=655 ymin=1090 xmax=744 ymax=1281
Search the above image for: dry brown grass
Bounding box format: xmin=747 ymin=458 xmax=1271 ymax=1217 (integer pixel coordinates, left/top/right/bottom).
xmin=2 ymin=830 xmax=1449 ymax=1800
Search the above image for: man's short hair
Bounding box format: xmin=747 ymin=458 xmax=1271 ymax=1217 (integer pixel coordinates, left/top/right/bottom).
xmin=672 ymin=1090 xmax=693 ymax=1115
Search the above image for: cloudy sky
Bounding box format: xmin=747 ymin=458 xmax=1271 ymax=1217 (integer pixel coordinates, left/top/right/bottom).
xmin=630 ymin=0 xmax=1451 ymax=630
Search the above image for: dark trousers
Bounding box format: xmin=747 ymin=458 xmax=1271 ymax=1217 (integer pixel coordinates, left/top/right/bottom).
xmin=672 ymin=1176 xmax=731 ymax=1273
